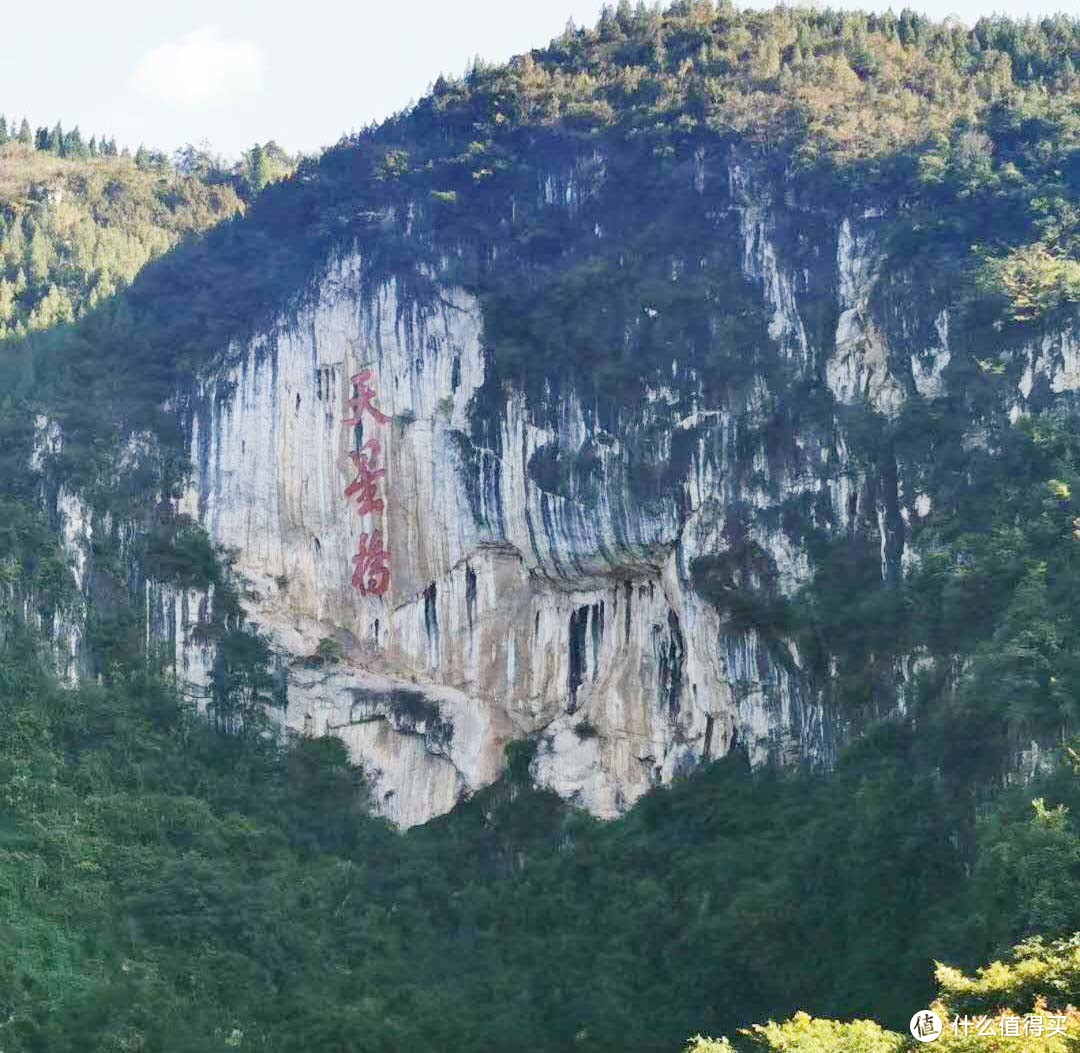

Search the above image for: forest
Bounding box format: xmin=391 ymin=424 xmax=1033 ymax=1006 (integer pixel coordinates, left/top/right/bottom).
xmin=0 ymin=127 xmax=294 ymax=338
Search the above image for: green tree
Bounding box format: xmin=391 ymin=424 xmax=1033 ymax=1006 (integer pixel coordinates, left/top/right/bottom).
xmin=63 ymin=125 xmax=87 ymax=158
xmin=686 ymin=1013 xmax=906 ymax=1052
xmin=26 ymin=225 xmax=53 ymax=285
xmin=976 ymin=793 xmax=1080 ymax=945
xmin=692 ymin=935 xmax=1080 ymax=1051
xmin=236 ymin=141 xmax=295 ymax=199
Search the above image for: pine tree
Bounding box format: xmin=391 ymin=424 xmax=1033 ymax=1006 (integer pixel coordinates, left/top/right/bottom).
xmin=51 ymin=122 xmax=64 ymax=154
xmin=0 ymin=117 xmax=7 ymax=145
xmin=247 ymin=143 xmax=272 ymax=194
xmin=18 ymin=118 xmax=32 ymax=145
xmin=35 ymin=127 xmax=49 ymax=151
xmin=88 ymin=135 xmax=97 ymax=157
xmin=1 ymin=219 xmax=24 ymax=269
xmin=66 ymin=126 xmax=86 ymax=158
xmin=27 ymin=225 xmax=52 ymax=285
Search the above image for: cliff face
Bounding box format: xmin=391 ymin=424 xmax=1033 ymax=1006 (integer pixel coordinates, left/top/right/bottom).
xmin=32 ymin=139 xmax=1080 ymax=827
xmin=171 ymin=262 xmax=819 ymax=825
xmin=102 ymin=145 xmax=1061 ymax=827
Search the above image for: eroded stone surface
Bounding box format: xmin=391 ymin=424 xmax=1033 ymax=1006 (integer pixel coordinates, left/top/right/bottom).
xmin=34 ymin=156 xmax=1077 ymax=827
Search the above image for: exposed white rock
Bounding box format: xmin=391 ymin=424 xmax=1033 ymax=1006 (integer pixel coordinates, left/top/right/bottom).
xmin=912 ymin=310 xmax=952 ymax=399
xmin=26 ymin=164 xmax=896 ymax=829
xmin=52 ymin=488 xmax=92 ymax=685
xmin=731 ymin=163 xmax=811 ymax=367
xmin=30 ymin=414 xmax=62 ymax=472
xmin=827 ymin=218 xmax=906 ymax=417
xmin=539 ymin=151 xmax=605 ymax=214
xmin=146 ymin=581 xmax=215 ymax=699
xmin=23 ymin=152 xmax=1080 ymax=828
xmin=1016 ymin=327 xmax=1080 ymax=400
xmin=166 ymin=239 xmax=839 ymax=826
xmin=28 ymin=418 xmax=90 ymax=685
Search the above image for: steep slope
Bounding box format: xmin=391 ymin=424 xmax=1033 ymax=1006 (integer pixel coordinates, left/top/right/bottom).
xmin=7 ymin=4 xmax=1080 ymax=827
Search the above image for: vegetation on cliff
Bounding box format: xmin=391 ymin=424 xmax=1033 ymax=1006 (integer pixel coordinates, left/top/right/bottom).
xmin=1 ymin=627 xmax=1078 ymax=1051
xmin=9 ymin=0 xmax=1076 ymax=423
xmin=691 ymin=933 xmax=1080 ymax=1050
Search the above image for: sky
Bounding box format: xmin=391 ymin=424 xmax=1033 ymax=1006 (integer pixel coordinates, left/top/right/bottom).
xmin=0 ymin=0 xmax=1077 ymax=159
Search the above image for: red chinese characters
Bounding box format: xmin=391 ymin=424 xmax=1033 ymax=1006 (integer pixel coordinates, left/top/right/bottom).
xmin=351 ymin=529 xmax=391 ymax=596
xmin=344 ymin=438 xmax=386 ymax=517
xmin=344 ymin=369 xmax=392 ymax=596
xmin=343 ymin=369 xmax=391 ymax=427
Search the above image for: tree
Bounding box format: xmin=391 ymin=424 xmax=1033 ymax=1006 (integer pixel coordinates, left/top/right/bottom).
xmin=283 ymin=734 xmax=372 ymax=852
xmin=241 ymin=142 xmax=273 ymax=197
xmin=207 ymin=626 xmax=282 ymax=735
xmin=691 ymin=934 xmax=1080 ymax=1051
xmin=27 ymin=225 xmax=53 ymax=285
xmin=134 ymin=144 xmax=169 ymax=171
xmin=979 ymin=244 xmax=1080 ymax=321
xmin=686 ymin=1012 xmax=906 ymax=1052
xmin=174 ymin=142 xmax=220 ymax=179
xmin=0 ymin=116 xmax=8 ymax=145
xmin=975 ymin=795 xmax=1080 ymax=945
xmin=236 ymin=141 xmax=295 ymax=199
xmin=17 ymin=118 xmax=31 ymax=145
xmin=64 ymin=126 xmax=87 ymax=159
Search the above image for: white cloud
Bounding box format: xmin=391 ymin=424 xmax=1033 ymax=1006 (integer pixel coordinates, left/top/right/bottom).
xmin=132 ymin=28 xmax=264 ymax=108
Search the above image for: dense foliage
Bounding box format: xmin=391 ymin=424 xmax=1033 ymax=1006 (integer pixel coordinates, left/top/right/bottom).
xmin=0 ymin=117 xmax=300 ymax=341
xmin=5 ymin=405 xmax=1080 ymax=1048
xmin=1 ymin=624 xmax=1079 ymax=1052
xmin=8 ymin=0 xmax=1075 ymax=427
xmin=402 ymin=1 xmax=1080 ymax=325
xmin=691 ymin=932 xmax=1080 ymax=1050
xmin=0 ymin=142 xmax=243 ymax=338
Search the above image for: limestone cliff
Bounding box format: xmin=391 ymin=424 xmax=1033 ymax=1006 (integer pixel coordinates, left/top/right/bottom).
xmin=38 ymin=146 xmax=1042 ymax=827
xmin=24 ymin=122 xmax=1080 ymax=827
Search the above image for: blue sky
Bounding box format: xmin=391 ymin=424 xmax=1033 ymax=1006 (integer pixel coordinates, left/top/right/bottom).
xmin=1 ymin=0 xmax=1077 ymax=158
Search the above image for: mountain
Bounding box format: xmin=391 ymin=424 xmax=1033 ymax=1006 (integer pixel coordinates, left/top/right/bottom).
xmin=1 ymin=3 xmax=1080 ymax=1050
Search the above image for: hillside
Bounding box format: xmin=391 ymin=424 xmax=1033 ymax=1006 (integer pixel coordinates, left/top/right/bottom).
xmin=1 ymin=3 xmax=1080 ymax=1051
xmin=0 ymin=140 xmax=243 ymax=338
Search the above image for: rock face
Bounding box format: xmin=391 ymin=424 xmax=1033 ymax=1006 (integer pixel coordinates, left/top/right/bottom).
xmin=35 ymin=148 xmax=1080 ymax=828
xmin=157 ymin=160 xmax=880 ymax=826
